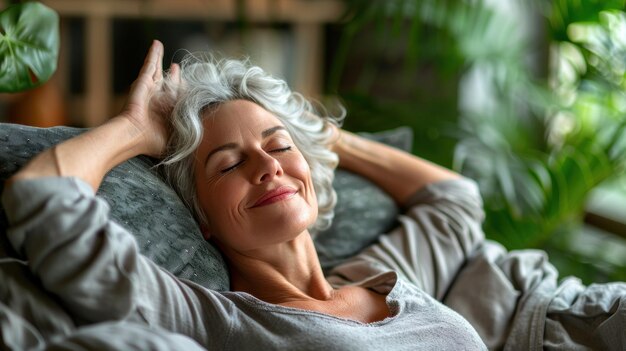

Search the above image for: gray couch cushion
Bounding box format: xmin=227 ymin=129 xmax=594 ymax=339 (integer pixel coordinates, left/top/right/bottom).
xmin=0 ymin=123 xmax=412 ymax=288
xmin=0 ymin=124 xmax=228 ymax=290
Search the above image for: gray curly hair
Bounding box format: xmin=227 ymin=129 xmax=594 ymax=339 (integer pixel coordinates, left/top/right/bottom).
xmin=158 ymin=54 xmax=344 ymax=235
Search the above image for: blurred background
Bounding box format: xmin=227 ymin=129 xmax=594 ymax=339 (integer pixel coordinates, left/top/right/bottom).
xmin=1 ymin=0 xmax=625 ymax=283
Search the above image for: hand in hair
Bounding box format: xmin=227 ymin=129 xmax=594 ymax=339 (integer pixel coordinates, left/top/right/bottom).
xmin=8 ymin=40 xmax=183 ymax=190
xmin=119 ymin=40 xmax=181 ymax=158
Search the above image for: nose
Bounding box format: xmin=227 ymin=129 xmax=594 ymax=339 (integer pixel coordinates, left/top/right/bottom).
xmin=252 ymin=152 xmax=284 ymax=184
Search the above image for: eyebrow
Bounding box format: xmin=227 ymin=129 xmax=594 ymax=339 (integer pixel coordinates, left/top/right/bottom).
xmin=204 ymin=126 xmax=287 ymax=167
xmin=262 ymin=126 xmax=286 ymax=138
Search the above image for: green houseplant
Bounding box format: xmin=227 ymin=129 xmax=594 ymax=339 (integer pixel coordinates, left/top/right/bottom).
xmin=330 ymin=0 xmax=626 ymax=283
xmin=0 ymin=1 xmax=59 ymax=93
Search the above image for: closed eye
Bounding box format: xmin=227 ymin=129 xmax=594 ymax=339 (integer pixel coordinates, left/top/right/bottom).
xmin=220 ymin=147 xmax=291 ymax=174
xmin=271 ymin=146 xmax=292 ymax=153
xmin=221 ymin=160 xmax=243 ymax=174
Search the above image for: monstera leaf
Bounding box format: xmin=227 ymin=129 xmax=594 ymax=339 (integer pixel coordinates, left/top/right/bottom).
xmin=0 ymin=2 xmax=59 ymax=93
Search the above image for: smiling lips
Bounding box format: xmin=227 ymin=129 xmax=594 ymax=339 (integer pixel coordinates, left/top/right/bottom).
xmin=251 ymin=185 xmax=298 ymax=208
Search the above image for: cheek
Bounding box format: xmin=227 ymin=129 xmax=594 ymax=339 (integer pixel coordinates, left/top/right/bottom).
xmin=290 ymin=153 xmax=312 ymax=179
xmin=291 ymin=154 xmax=318 ymax=206
xmin=196 ymin=174 xmax=242 ymax=228
xmin=204 ymin=179 xmax=244 ymax=221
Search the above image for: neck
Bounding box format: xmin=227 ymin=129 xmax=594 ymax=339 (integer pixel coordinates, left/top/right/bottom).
xmin=220 ymin=232 xmax=334 ymax=304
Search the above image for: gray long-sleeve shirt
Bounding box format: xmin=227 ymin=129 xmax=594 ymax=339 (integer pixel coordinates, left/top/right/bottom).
xmin=2 ymin=176 xmax=488 ymax=350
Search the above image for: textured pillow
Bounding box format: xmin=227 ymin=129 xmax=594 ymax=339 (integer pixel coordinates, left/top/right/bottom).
xmin=0 ymin=124 xmax=228 ymax=290
xmin=0 ymin=123 xmax=412 ymax=288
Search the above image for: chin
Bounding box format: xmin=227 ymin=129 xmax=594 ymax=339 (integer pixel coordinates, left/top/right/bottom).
xmin=279 ymin=209 xmax=316 ymax=233
xmin=258 ymin=205 xmax=316 ymax=239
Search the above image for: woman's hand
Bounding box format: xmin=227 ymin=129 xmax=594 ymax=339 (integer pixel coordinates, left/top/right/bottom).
xmin=9 ymin=39 xmax=183 ymax=190
xmin=117 ymin=40 xmax=181 ymax=158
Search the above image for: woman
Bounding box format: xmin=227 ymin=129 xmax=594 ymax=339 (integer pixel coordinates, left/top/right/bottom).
xmin=3 ymin=41 xmax=624 ymax=350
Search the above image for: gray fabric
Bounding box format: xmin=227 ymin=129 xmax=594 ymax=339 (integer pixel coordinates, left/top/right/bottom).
xmin=1 ymin=176 xmax=486 ymax=350
xmin=0 ymin=257 xmax=75 ymax=339
xmin=45 ymin=322 xmax=207 ymax=351
xmin=329 ymin=180 xmax=626 ymax=351
xmin=440 ymin=240 xmax=624 ymax=350
xmin=443 ymin=240 xmax=559 ymax=350
xmin=441 ymin=231 xmax=626 ymax=351
xmin=0 ymin=300 xmax=45 ymax=351
xmin=544 ymin=280 xmax=626 ymax=350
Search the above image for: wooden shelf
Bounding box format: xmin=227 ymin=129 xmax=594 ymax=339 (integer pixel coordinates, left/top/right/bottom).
xmin=1 ymin=0 xmax=344 ymax=127
xmin=41 ymin=0 xmax=343 ymax=22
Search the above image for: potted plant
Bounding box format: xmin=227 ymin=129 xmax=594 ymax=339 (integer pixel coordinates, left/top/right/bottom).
xmin=0 ymin=1 xmax=59 ymax=93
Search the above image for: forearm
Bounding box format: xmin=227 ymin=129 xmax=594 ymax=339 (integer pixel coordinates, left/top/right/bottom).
xmin=334 ymin=130 xmax=460 ymax=205
xmin=9 ymin=117 xmax=146 ymax=191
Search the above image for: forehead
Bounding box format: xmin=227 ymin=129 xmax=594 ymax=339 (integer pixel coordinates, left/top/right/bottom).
xmin=201 ymin=99 xmax=284 ymax=138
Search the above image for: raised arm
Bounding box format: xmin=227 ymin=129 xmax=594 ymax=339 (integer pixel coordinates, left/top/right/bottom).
xmin=330 ymin=127 xmax=485 ymax=300
xmin=7 ymin=40 xmax=177 ymax=191
xmin=332 ymin=128 xmax=460 ymax=205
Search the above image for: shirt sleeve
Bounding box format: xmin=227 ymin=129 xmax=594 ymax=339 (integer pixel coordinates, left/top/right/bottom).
xmin=1 ymin=177 xmax=233 ymax=348
xmin=330 ymin=177 xmax=485 ymax=301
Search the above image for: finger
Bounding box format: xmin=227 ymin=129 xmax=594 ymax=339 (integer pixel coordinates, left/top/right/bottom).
xmin=138 ymin=40 xmax=163 ymax=80
xmin=170 ymin=63 xmax=181 ymax=85
xmin=163 ymin=63 xmax=183 ymax=97
xmin=153 ymin=41 xmax=165 ymax=82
